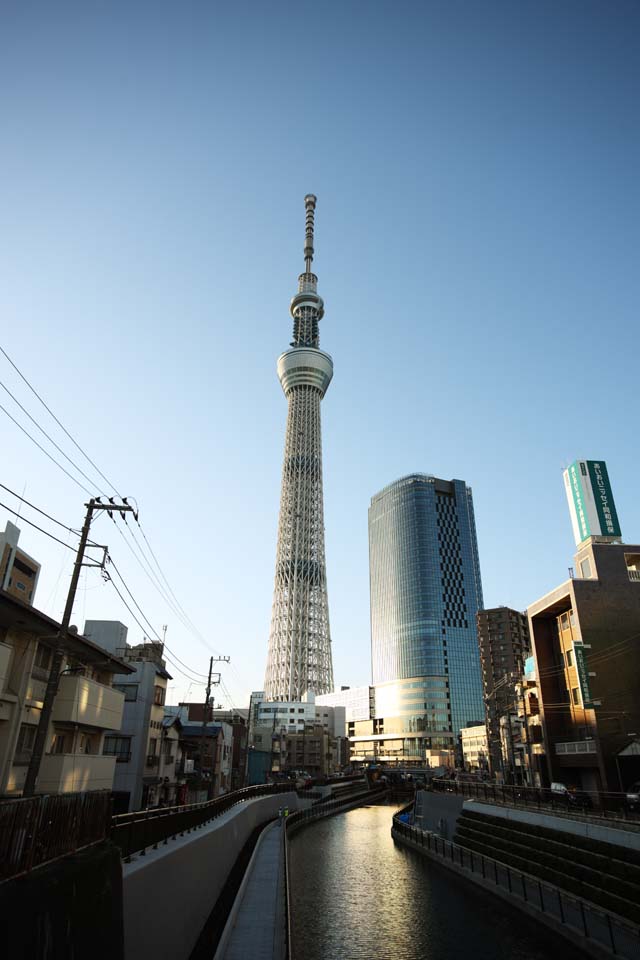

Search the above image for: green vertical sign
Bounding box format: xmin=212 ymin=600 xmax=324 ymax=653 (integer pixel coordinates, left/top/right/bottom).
xmin=573 ymin=644 xmax=593 ymax=709
xmin=587 ymin=460 xmax=621 ymax=538
xmin=569 ymin=462 xmax=590 ymax=541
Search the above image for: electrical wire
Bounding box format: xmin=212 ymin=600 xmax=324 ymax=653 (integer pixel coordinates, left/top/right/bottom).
xmin=106 ymin=555 xmax=208 ymax=680
xmin=0 ymin=497 xmax=76 ymax=551
xmin=0 ymin=378 xmax=102 ymax=494
xmin=0 ymin=344 xmax=120 ymax=494
xmin=105 ymin=574 xmax=207 ymax=685
xmin=0 ymin=401 xmax=94 ymax=497
xmin=1 ymin=346 xmax=235 ymax=678
xmin=134 ymin=518 xmax=222 ymax=655
xmin=0 ymin=480 xmax=81 ymax=533
xmin=0 ymin=477 xmax=212 ymax=686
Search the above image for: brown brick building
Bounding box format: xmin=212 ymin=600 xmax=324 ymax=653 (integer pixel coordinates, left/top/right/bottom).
xmin=476 ymin=606 xmax=530 ymax=780
xmin=527 ymin=540 xmax=640 ymax=792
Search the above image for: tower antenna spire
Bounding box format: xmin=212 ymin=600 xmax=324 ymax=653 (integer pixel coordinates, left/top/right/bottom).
xmin=304 ymin=193 xmax=317 ymax=273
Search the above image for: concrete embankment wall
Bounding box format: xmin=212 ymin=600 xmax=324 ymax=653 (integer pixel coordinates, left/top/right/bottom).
xmin=2 ymin=840 xmax=124 ymax=960
xmin=467 ymin=800 xmax=640 ymax=852
xmin=414 ymin=789 xmax=465 ymax=838
xmin=122 ymin=791 xmax=299 ymax=960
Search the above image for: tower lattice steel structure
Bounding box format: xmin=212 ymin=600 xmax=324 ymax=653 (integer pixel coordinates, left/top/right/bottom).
xmin=264 ymin=195 xmax=334 ymax=701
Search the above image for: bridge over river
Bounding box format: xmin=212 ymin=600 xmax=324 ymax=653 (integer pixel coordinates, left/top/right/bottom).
xmin=288 ymin=800 xmax=586 ymax=960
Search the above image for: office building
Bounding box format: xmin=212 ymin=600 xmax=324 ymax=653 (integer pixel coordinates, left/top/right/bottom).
xmin=367 ymin=474 xmax=485 ymax=763
xmin=477 ymin=606 xmax=530 ymax=778
xmin=264 ymin=195 xmax=334 ymax=701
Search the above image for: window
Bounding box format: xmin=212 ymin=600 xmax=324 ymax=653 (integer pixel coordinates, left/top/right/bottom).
xmin=113 ymin=683 xmax=138 ymax=701
xmin=572 ymin=687 xmax=581 ymax=705
xmin=153 ymin=685 xmax=166 ymax=706
xmin=33 ymin=643 xmax=52 ymax=675
xmin=104 ymin=735 xmax=132 ymax=761
xmin=15 ymin=723 xmax=36 ymax=762
xmin=16 ymin=581 xmax=25 ymax=592
xmin=51 ymin=733 xmax=66 ymax=754
xmin=579 ymin=557 xmax=592 ymax=579
xmin=566 ymin=650 xmax=573 ymax=668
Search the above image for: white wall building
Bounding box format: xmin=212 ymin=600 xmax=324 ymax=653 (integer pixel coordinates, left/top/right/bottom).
xmin=316 ymin=685 xmax=372 ymax=723
xmin=460 ymin=723 xmax=489 ymax=771
xmin=85 ymin=620 xmax=173 ymax=812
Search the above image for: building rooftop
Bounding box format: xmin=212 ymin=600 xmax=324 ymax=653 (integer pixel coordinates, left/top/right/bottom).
xmin=0 ymin=589 xmax=135 ymax=673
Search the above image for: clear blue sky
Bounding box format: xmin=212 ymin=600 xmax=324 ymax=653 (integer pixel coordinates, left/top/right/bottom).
xmin=1 ymin=1 xmax=638 ymax=707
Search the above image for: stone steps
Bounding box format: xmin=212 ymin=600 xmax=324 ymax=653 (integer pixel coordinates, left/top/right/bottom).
xmin=454 ymin=810 xmax=640 ymax=925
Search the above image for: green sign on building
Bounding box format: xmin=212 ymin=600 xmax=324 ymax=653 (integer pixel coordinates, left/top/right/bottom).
xmin=573 ymin=644 xmax=593 ymax=709
xmin=563 ymin=459 xmax=621 ymax=546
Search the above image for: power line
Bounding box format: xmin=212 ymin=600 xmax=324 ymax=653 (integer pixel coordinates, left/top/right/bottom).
xmin=0 ymin=480 xmax=79 ymax=533
xmin=0 ymin=482 xmax=106 ymax=553
xmin=135 ymin=519 xmax=222 ymax=655
xmin=105 ymin=574 xmax=208 ymax=685
xmin=0 ymin=497 xmax=76 ymax=551
xmin=0 ymin=401 xmax=94 ymax=497
xmin=106 ymin=555 xmax=208 ymax=680
xmin=0 ymin=344 xmax=120 ymax=495
xmin=0 ymin=378 xmax=103 ymax=494
xmin=1 ymin=346 xmax=235 ymax=676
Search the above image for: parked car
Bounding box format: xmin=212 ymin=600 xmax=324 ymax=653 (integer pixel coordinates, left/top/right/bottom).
xmin=550 ymin=782 xmax=592 ymax=809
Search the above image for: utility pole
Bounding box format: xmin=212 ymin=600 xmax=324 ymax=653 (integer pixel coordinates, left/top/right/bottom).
xmin=199 ymin=655 xmax=230 ymax=799
xmin=23 ymin=497 xmax=136 ymax=797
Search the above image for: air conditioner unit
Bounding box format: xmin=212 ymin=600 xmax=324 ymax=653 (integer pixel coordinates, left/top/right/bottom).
xmin=184 ymin=759 xmax=194 ymax=773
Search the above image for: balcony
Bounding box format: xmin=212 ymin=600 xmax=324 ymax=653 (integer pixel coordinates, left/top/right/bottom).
xmin=0 ymin=641 xmax=12 ymax=693
xmin=555 ymin=740 xmax=597 ymax=755
xmin=629 ymin=569 xmax=640 ymax=582
xmin=53 ymin=675 xmax=124 ymax=730
xmin=38 ymin=753 xmax=117 ymax=793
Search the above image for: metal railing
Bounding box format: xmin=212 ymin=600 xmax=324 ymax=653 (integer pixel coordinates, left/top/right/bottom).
xmin=431 ymin=779 xmax=640 ymax=824
xmin=0 ymin=790 xmax=112 ymax=882
xmin=392 ymin=814 xmax=640 ymax=960
xmin=111 ymin=782 xmax=293 ymax=860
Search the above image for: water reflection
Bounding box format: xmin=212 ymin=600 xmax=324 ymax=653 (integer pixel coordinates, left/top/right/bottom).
xmin=289 ymin=802 xmax=585 ymax=960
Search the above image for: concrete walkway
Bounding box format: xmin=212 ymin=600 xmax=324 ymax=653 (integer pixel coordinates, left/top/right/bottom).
xmin=215 ymin=820 xmax=286 ymax=960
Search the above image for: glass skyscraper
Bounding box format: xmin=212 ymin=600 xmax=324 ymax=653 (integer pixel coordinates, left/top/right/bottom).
xmin=369 ymin=474 xmax=485 ymax=743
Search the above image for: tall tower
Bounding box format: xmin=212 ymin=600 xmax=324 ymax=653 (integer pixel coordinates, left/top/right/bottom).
xmin=264 ymin=195 xmax=334 ymax=701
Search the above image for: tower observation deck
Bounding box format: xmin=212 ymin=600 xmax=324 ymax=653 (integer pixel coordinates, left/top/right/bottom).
xmin=264 ymin=195 xmax=334 ymax=701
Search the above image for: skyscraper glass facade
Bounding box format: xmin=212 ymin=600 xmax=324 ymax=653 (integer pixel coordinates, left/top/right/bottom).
xmin=369 ymin=474 xmax=485 ymax=738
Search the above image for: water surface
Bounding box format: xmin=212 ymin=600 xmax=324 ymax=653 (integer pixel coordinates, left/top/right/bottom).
xmin=289 ymin=801 xmax=585 ymax=960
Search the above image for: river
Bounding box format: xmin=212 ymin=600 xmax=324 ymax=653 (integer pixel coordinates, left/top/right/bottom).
xmin=288 ymin=800 xmax=585 ymax=960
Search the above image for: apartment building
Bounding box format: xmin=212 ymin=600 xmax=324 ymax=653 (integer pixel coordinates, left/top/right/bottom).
xmin=84 ymin=620 xmax=175 ymax=811
xmin=476 ymin=606 xmax=530 ymax=779
xmin=0 ymin=521 xmax=41 ymax=606
xmin=0 ymin=591 xmax=132 ymax=796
